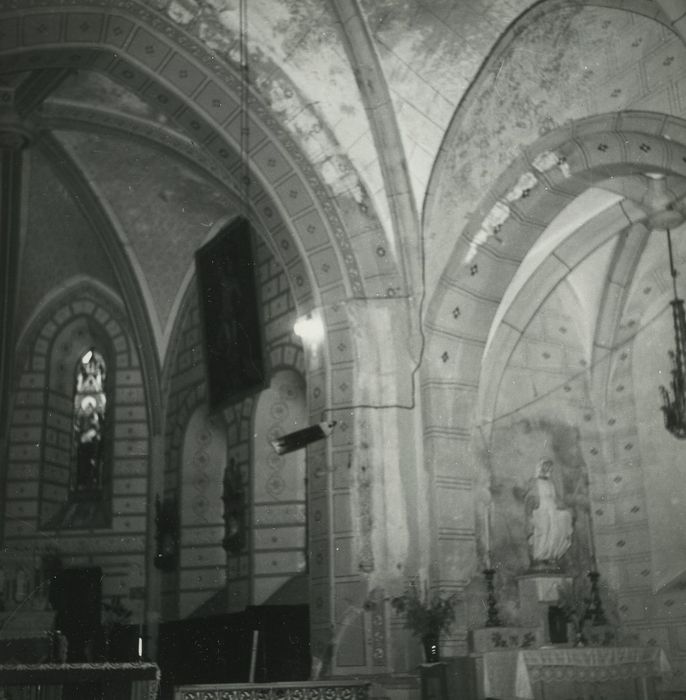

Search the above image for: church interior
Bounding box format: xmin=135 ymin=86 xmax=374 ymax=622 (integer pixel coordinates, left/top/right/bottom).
xmin=1 ymin=0 xmax=686 ymax=698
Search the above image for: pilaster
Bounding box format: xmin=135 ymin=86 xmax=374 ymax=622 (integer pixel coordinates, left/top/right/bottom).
xmin=0 ymin=125 xmax=30 ymax=545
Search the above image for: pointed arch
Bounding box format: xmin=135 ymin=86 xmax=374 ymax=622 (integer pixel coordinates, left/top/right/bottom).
xmin=420 ymin=112 xmax=686 ymax=604
xmin=6 ymin=277 xmax=148 ymax=536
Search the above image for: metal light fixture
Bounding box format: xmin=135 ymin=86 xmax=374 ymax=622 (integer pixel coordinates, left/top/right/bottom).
xmin=270 ymin=421 xmax=337 ymax=455
xmin=645 ymin=175 xmax=686 ymax=437
xmin=659 ymin=227 xmax=686 ymax=438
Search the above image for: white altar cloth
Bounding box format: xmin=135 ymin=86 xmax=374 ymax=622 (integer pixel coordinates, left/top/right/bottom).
xmin=483 ymin=646 xmax=671 ymax=700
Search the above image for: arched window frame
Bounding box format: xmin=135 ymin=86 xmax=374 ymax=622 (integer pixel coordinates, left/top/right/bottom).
xmin=7 ymin=284 xmax=150 ymax=537
xmin=71 ymin=346 xmax=108 ymax=495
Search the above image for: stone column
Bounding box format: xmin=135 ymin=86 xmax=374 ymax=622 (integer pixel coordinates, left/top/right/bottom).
xmin=144 ymin=433 xmax=165 ymax=661
xmin=312 ymin=297 xmax=426 ymax=676
xmin=0 ymin=126 xmax=30 ymax=543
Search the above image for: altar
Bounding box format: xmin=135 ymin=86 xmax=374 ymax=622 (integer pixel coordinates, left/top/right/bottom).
xmin=0 ymin=662 xmax=160 ymax=700
xmin=481 ymin=646 xmax=671 ymax=700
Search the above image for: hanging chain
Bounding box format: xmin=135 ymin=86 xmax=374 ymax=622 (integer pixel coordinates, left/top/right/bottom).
xmin=667 ymin=227 xmax=679 ymax=300
xmin=239 ymin=0 xmax=250 ymax=220
xmin=660 ymin=228 xmax=686 ymax=438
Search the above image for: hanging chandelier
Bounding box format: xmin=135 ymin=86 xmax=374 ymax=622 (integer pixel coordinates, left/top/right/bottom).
xmin=659 ymin=227 xmax=686 ymax=438
xmin=647 ymin=175 xmax=686 ymax=438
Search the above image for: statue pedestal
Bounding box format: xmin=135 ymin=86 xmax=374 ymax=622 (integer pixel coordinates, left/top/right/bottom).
xmin=518 ymin=574 xmax=571 ymax=642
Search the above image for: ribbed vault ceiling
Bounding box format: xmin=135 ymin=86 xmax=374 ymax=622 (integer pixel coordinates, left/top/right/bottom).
xmin=1 ymin=0 xmax=684 ymax=389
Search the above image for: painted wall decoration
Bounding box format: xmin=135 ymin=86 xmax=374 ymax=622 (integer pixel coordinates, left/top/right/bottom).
xmin=252 ymin=369 xmax=308 ymax=605
xmin=178 ymin=407 xmax=227 ymax=617
xmin=195 ymin=217 xmax=266 ymax=411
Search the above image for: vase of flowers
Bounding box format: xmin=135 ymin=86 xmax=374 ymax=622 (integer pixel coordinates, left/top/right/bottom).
xmin=391 ymin=581 xmax=457 ymax=663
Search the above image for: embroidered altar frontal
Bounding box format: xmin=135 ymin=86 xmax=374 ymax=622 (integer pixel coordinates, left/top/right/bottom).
xmin=174 ymin=680 xmax=371 ymax=700
xmin=0 ymin=662 xmax=160 ymax=700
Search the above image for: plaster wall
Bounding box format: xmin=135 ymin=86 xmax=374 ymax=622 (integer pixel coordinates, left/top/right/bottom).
xmin=359 ymin=0 xmax=533 ymax=208
xmin=178 ymin=406 xmax=227 ymax=618
xmin=605 ymin=229 xmax=686 ymax=688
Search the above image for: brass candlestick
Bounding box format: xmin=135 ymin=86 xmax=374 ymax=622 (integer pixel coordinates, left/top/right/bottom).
xmin=484 ymin=569 xmax=502 ymax=627
xmin=587 ymin=571 xmax=607 ymax=626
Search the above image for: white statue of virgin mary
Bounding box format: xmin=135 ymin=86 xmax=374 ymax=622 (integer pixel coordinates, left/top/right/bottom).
xmin=526 ymin=458 xmax=573 ymax=567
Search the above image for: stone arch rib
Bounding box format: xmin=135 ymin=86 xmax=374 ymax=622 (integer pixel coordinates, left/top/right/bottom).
xmin=425 ymin=113 xmax=686 ymax=442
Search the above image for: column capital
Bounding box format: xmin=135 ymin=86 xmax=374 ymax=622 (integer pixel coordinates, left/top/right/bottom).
xmin=0 ymin=129 xmax=31 ymax=150
xmin=0 ymin=112 xmax=35 ymax=150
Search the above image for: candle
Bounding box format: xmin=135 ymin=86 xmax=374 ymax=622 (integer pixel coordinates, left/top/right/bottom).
xmin=588 ymin=511 xmax=597 ymax=569
xmin=249 ymin=630 xmax=259 ymax=683
xmin=484 ymin=501 xmax=492 ymax=569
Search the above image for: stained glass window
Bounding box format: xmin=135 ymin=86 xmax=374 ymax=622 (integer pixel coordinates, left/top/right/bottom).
xmin=72 ymin=348 xmax=106 ymax=491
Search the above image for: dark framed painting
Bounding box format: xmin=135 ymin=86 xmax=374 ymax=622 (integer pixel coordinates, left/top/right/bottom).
xmin=195 ymin=217 xmax=266 ymax=411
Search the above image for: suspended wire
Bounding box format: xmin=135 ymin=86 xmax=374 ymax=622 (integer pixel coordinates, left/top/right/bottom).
xmin=239 ymin=0 xmax=250 ymax=221
xmin=482 ymin=294 xmax=677 ymax=428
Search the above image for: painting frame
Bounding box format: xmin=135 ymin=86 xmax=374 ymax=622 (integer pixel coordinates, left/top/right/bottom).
xmin=195 ymin=217 xmax=267 ymax=412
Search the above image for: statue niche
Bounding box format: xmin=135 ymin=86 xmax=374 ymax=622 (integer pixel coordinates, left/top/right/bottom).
xmin=222 ymin=458 xmax=246 ymax=554
xmin=525 ymin=458 xmax=573 ymax=571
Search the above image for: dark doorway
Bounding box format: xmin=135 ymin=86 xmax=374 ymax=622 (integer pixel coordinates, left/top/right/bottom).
xmin=50 ymin=567 xmax=102 ymax=662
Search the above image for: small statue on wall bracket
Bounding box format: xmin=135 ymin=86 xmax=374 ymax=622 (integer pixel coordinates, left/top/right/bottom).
xmin=222 ymin=458 xmax=246 ymax=554
xmin=525 ymin=458 xmax=573 ymax=571
xmin=154 ymin=495 xmax=179 ymax=572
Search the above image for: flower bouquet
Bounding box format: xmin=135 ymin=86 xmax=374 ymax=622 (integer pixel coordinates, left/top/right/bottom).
xmin=391 ymin=580 xmax=457 ymax=662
